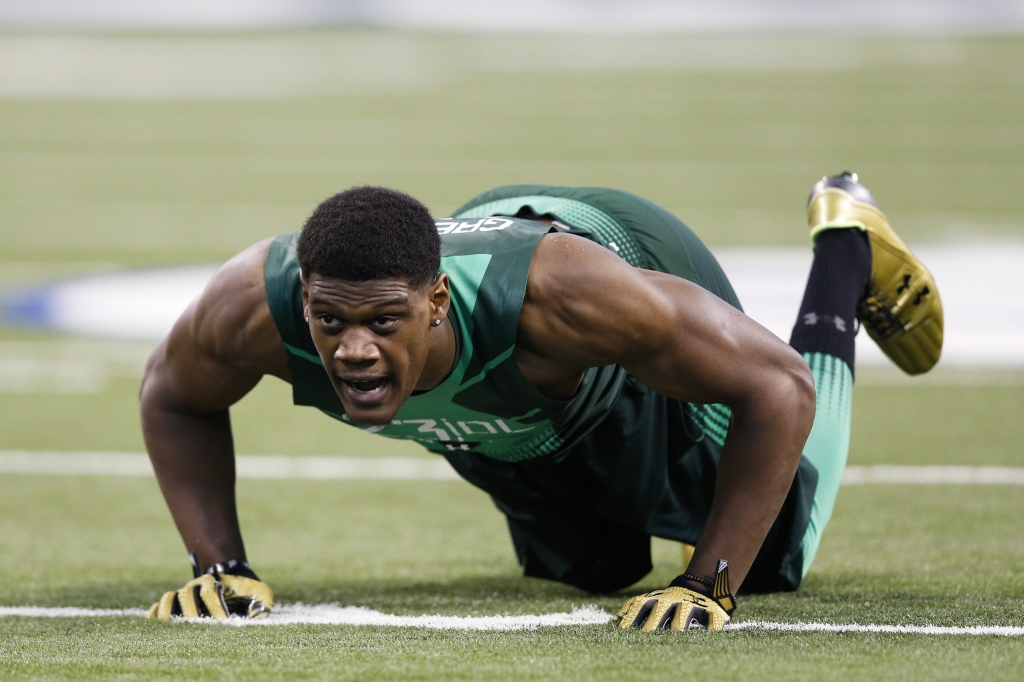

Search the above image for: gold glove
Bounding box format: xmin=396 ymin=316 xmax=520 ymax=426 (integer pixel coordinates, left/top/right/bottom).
xmin=147 ymin=556 xmax=273 ymax=620
xmin=613 ymin=559 xmax=735 ymax=632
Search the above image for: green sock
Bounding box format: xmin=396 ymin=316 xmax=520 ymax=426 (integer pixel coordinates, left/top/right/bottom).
xmin=799 ymin=352 xmax=854 ymax=577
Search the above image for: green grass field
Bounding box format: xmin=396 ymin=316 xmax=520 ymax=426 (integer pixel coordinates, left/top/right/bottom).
xmin=1 ymin=31 xmax=1023 ymax=681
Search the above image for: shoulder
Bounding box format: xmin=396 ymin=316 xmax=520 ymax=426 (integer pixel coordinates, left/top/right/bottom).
xmin=189 ymin=237 xmax=289 ymax=378
xmin=519 ymin=233 xmax=677 ymax=364
xmin=526 ymin=232 xmax=674 ymax=315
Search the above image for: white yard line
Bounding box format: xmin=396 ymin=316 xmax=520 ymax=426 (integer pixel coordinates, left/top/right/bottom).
xmin=727 ymin=620 xmax=1024 ymax=637
xmin=230 ymin=604 xmax=612 ymax=630
xmin=0 ymin=605 xmax=608 ymax=630
xmin=841 ymin=465 xmax=1024 ymax=485
xmin=2 ymin=605 xmax=1022 ymax=636
xmin=1 ymin=452 xmax=1021 ymax=484
xmin=0 ymin=451 xmax=459 ymax=480
xmin=0 ymin=606 xmax=148 ymax=618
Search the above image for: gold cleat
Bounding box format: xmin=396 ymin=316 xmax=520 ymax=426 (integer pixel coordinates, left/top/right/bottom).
xmin=807 ymin=172 xmax=943 ymax=375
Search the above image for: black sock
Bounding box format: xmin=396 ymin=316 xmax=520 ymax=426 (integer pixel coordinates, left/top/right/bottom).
xmin=789 ymin=229 xmax=871 ymax=374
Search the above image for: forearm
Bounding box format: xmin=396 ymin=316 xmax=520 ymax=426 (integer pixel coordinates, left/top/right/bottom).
xmin=685 ymin=372 xmax=815 ymax=590
xmin=142 ymin=399 xmax=246 ymax=571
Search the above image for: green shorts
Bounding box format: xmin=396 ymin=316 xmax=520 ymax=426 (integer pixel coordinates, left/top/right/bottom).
xmin=443 ymin=186 xmax=818 ymax=594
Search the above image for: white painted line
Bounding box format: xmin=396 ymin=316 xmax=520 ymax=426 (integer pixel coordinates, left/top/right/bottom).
xmin=238 ymin=456 xmax=460 ymax=480
xmin=2 ymin=453 xmax=1021 ymax=484
xmin=227 ymin=604 xmax=613 ymax=630
xmin=0 ymin=452 xmax=459 ymax=480
xmin=727 ymin=620 xmax=1024 ymax=637
xmin=0 ymin=604 xmax=609 ymax=630
xmin=3 ymin=605 xmax=1021 ymax=636
xmin=0 ymin=606 xmax=147 ymax=618
xmin=842 ymin=465 xmax=1024 ymax=485
xmin=854 ymin=368 xmax=1024 ymax=387
xmin=0 ymin=451 xmax=154 ymax=476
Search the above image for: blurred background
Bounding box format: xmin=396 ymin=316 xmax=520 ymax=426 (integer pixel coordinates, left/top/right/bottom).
xmin=0 ymin=1 xmax=1021 ymax=457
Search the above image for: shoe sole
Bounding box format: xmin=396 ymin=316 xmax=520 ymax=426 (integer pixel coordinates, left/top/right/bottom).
xmin=808 ymin=187 xmax=943 ymax=375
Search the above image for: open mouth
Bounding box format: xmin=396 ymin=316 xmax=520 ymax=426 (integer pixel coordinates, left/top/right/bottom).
xmin=340 ymin=377 xmax=391 ymax=404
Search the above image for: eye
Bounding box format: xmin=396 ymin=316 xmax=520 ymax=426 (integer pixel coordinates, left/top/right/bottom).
xmin=317 ymin=314 xmax=343 ymax=329
xmin=371 ymin=316 xmax=398 ymax=330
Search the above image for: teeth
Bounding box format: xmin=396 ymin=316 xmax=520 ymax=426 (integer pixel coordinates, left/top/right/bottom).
xmin=349 ymin=378 xmax=385 ymax=393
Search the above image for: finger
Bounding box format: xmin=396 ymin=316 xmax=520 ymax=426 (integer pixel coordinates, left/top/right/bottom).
xmin=176 ymin=584 xmax=201 ymax=619
xmin=154 ymin=590 xmax=180 ymax=620
xmin=652 ymin=602 xmax=680 ymax=632
xmin=247 ymin=598 xmax=272 ymax=619
xmin=197 ymin=578 xmax=230 ymax=619
xmin=616 ymin=591 xmax=662 ymax=629
xmin=640 ymin=599 xmax=673 ymax=632
xmin=613 ymin=597 xmax=636 ymax=624
xmin=628 ymin=598 xmax=660 ymax=630
xmin=671 ymin=605 xmax=710 ymax=631
xmin=641 ymin=599 xmax=686 ymax=632
xmin=616 ymin=596 xmax=644 ymax=629
xmin=705 ymin=609 xmax=730 ymax=631
xmin=174 ymin=575 xmax=217 ymax=618
xmin=616 ymin=596 xmax=652 ymax=629
xmin=146 ymin=602 xmax=159 ymax=619
xmin=219 ymin=575 xmax=275 ymax=613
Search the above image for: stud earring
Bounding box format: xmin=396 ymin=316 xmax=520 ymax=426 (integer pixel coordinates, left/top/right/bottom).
xmin=433 ymin=319 xmax=442 ymax=326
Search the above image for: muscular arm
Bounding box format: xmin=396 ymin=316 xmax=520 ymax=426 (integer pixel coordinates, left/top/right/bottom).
xmin=517 ymin=233 xmax=816 ymax=590
xmin=140 ymin=238 xmax=290 ymax=572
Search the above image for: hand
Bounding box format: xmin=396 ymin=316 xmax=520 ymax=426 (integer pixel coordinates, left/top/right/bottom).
xmin=147 ymin=557 xmax=274 ymax=620
xmin=613 ymin=559 xmax=736 ymax=632
xmin=613 ymin=585 xmax=731 ymax=631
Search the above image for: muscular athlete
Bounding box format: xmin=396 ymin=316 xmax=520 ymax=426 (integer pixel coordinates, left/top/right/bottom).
xmin=142 ymin=176 xmax=942 ymax=630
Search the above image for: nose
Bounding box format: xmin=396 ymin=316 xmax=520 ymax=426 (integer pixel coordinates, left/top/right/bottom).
xmin=334 ymin=328 xmax=381 ymax=365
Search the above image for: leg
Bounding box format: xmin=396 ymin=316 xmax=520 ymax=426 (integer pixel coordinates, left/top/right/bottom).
xmin=792 ymin=170 xmax=945 ymax=575
xmin=788 ymin=218 xmax=872 ymax=576
xmin=507 ymin=513 xmax=653 ymax=593
xmin=445 ymin=433 xmax=658 ymax=594
xmin=445 ymin=373 xmax=719 ymax=594
xmin=454 ymin=182 xmax=871 ymax=590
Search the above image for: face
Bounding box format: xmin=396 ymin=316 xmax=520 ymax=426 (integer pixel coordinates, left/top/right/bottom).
xmin=302 ymin=272 xmax=451 ymax=426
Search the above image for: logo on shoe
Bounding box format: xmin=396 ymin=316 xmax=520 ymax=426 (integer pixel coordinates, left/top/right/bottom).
xmin=896 ymin=274 xmax=931 ymax=306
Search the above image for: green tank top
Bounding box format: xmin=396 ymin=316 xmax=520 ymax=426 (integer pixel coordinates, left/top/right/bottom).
xmin=266 ymin=185 xmax=737 ymax=462
xmin=264 ymin=217 xmax=626 ymax=463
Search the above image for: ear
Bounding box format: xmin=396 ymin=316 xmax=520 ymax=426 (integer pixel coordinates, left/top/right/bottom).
xmin=428 ymin=273 xmax=451 ymax=322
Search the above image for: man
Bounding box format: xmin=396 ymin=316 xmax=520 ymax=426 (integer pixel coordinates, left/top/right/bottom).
xmin=142 ymin=174 xmax=942 ymax=630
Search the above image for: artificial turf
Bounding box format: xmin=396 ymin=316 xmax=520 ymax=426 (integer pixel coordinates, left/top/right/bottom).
xmin=1 ymin=30 xmax=1023 ymax=681
xmin=1 ymin=477 xmax=1023 ymax=680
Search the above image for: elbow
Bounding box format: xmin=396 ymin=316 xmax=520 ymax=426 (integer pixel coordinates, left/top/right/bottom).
xmin=138 ymin=367 xmax=162 ymax=422
xmin=783 ymin=351 xmax=817 ymax=437
xmin=138 ymin=344 xmax=161 ymax=404
xmin=138 ymin=341 xmax=173 ymax=417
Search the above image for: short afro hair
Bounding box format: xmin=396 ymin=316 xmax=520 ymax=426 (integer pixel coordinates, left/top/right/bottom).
xmin=297 ymin=186 xmax=440 ymax=289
